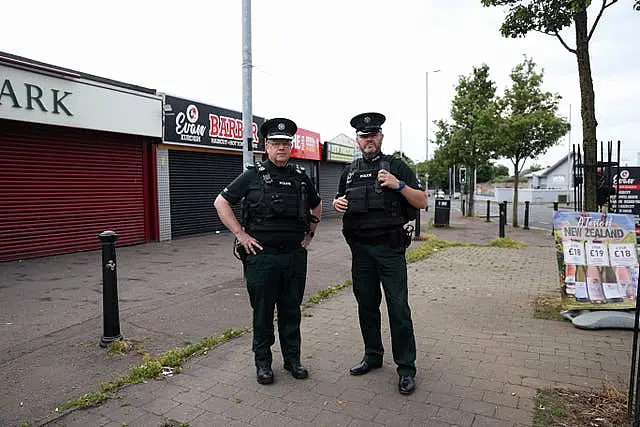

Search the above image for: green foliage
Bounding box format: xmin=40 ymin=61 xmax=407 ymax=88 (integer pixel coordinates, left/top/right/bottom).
xmin=489 ymin=237 xmax=527 ymax=248
xmin=390 ymin=151 xmax=415 ymax=166
xmin=405 ymin=235 xmax=478 ymax=263
xmin=496 ymin=57 xmax=570 ymax=226
xmin=424 ymin=147 xmax=453 ymax=190
xmin=301 ymin=280 xmax=352 ymax=309
xmin=480 ymin=0 xmax=638 ymax=211
xmin=496 ymin=57 xmax=570 ymax=172
xmin=52 ymin=328 xmax=247 ymax=416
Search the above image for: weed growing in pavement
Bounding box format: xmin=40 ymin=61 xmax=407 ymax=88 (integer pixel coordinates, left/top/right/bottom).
xmin=533 ymin=295 xmax=568 ymax=321
xmin=533 ymin=381 xmax=630 ymax=427
xmin=302 ymin=280 xmax=353 ymax=310
xmin=405 ymin=234 xmax=479 ymax=263
xmin=106 ymin=339 xmax=133 ymax=355
xmin=52 ymin=328 xmax=247 ymax=416
xmin=489 ymin=237 xmax=527 ymax=248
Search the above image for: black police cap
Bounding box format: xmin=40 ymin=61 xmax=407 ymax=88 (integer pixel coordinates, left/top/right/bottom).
xmin=350 ymin=112 xmax=386 ymax=136
xmin=260 ymin=117 xmax=297 ymax=140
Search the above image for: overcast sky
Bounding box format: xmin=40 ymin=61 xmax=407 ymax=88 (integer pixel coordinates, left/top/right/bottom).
xmin=3 ymin=0 xmax=638 ymax=172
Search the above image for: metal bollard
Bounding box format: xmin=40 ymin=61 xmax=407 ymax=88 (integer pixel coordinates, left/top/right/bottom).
xmin=486 ymin=200 xmax=491 ymax=222
xmin=98 ymin=230 xmax=123 ymax=348
xmin=461 ymin=198 xmax=466 ymax=216
xmin=499 ymin=202 xmax=506 ymax=238
xmin=551 ymin=202 xmax=559 ymax=236
xmin=523 ymin=201 xmax=530 ymax=230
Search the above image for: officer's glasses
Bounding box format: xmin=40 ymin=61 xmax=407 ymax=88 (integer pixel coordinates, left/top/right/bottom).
xmin=268 ymin=141 xmax=292 ymax=148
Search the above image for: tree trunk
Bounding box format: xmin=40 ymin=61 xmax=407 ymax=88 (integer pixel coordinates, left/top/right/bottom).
xmin=512 ymin=169 xmax=519 ymax=227
xmin=468 ymin=166 xmax=475 ymax=216
xmin=574 ymin=8 xmax=598 ymax=211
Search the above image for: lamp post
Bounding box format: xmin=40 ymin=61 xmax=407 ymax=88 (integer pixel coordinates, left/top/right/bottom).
xmin=425 ymin=69 xmax=441 ymax=163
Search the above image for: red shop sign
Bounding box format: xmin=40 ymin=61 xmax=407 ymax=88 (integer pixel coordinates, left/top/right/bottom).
xmin=291 ymin=128 xmax=321 ymax=161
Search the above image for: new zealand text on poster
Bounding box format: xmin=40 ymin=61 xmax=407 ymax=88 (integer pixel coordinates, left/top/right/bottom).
xmin=553 ymin=211 xmax=639 ymax=309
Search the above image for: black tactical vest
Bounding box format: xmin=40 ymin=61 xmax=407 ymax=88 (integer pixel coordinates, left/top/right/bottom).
xmin=242 ymin=161 xmax=310 ymax=234
xmin=343 ymin=155 xmax=410 ymax=232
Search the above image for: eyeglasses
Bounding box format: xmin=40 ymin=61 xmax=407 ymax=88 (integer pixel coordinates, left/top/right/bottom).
xmin=268 ymin=141 xmax=292 ymax=148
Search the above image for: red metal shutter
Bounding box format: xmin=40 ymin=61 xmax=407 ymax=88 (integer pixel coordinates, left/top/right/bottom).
xmin=0 ymin=121 xmax=147 ymax=261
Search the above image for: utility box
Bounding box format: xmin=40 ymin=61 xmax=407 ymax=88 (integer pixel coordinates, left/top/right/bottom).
xmin=434 ymin=199 xmax=451 ymax=227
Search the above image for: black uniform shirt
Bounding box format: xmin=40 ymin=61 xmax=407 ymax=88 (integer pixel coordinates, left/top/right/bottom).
xmin=335 ymin=153 xmax=422 ymax=198
xmin=220 ymin=159 xmax=321 ymax=246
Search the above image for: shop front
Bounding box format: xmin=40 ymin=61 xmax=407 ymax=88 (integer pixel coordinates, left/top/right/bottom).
xmin=319 ymin=134 xmax=358 ymax=218
xmin=0 ymin=52 xmax=162 ymax=262
xmin=159 ymin=95 xmax=265 ymax=239
xmin=288 ymin=127 xmax=321 ymax=190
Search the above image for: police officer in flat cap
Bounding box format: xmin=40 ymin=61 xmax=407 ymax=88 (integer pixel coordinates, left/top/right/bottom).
xmin=214 ymin=117 xmax=322 ymax=385
xmin=333 ymin=112 xmax=426 ymax=395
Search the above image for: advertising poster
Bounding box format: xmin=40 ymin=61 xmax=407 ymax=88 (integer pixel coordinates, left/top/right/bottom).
xmin=553 ymin=211 xmax=639 ymax=309
xmin=612 ymin=166 xmax=640 ymax=238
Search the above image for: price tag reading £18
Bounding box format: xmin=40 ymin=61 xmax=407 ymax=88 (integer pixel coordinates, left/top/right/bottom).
xmin=563 ymin=240 xmax=586 ymax=265
xmin=585 ymin=242 xmax=609 ymax=266
xmin=608 ymin=243 xmax=639 ymax=267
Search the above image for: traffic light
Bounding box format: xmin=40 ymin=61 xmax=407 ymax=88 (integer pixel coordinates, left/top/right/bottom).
xmin=459 ymin=167 xmax=467 ymax=184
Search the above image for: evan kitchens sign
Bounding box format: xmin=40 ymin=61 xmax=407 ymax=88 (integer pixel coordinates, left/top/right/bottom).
xmin=163 ymin=95 xmax=265 ymax=152
xmin=0 ymin=62 xmax=162 ymax=138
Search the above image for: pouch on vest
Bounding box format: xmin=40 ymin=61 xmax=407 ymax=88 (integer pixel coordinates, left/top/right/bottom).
xmin=346 ymin=186 xmax=368 ymax=213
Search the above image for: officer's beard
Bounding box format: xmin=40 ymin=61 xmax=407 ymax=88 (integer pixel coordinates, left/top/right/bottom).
xmin=362 ymin=149 xmax=381 ymax=161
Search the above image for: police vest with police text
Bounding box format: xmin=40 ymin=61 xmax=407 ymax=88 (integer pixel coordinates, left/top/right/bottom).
xmin=342 ymin=155 xmax=413 ymax=231
xmin=242 ymin=161 xmax=311 ymax=234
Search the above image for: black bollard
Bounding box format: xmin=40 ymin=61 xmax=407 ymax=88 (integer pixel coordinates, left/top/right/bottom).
xmin=553 ymin=201 xmax=559 ymax=211
xmin=523 ymin=201 xmax=530 ymax=230
xmin=414 ymin=207 xmax=421 ymax=240
xmin=551 ymin=201 xmax=559 ymax=236
xmin=499 ymin=202 xmax=506 ymax=238
xmin=461 ymin=198 xmax=466 ymax=216
xmin=486 ymin=200 xmax=491 ymax=222
xmin=503 ymin=200 xmax=508 ymax=224
xmin=98 ymin=230 xmax=122 ymax=348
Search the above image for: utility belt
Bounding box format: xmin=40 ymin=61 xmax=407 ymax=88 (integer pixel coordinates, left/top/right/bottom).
xmin=343 ymin=226 xmax=412 ymax=249
xmin=258 ymin=243 xmax=301 ymax=255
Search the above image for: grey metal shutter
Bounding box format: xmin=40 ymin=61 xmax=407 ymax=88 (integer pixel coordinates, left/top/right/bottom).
xmin=169 ymin=150 xmax=242 ymax=238
xmin=319 ymin=162 xmax=347 ymax=218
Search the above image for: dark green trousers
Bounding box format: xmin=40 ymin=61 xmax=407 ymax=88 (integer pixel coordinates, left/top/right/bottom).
xmin=349 ymin=242 xmax=417 ymax=377
xmin=244 ymin=247 xmax=307 ymax=367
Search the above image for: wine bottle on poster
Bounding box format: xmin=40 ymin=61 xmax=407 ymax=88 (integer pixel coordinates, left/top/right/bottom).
xmin=574 ymin=265 xmax=589 ymax=302
xmin=586 ymin=265 xmax=606 ymax=303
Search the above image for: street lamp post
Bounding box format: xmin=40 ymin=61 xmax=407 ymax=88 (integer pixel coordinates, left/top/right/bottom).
xmin=425 ymin=69 xmax=441 ymax=166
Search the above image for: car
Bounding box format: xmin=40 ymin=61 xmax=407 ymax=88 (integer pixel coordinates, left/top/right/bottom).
xmin=453 ymin=192 xmax=461 ymax=199
xmin=435 ymin=190 xmax=445 ymax=199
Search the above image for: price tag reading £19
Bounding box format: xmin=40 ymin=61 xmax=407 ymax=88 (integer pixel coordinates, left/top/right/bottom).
xmin=608 ymin=243 xmax=639 ymax=267
xmin=585 ymin=242 xmax=609 ymax=266
xmin=563 ymin=240 xmax=586 ymax=265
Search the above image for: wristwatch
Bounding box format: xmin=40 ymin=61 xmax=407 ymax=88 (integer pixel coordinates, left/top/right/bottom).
xmin=396 ymin=181 xmax=406 ymax=192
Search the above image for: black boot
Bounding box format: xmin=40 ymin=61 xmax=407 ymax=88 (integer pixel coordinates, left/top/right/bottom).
xmin=284 ymin=363 xmax=309 ymax=379
xmin=349 ymin=359 xmax=383 ymax=376
xmin=256 ymin=365 xmax=274 ymax=385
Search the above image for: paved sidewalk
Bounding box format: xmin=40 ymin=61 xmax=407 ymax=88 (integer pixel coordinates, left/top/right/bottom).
xmin=2 ymin=208 xmax=634 ymax=426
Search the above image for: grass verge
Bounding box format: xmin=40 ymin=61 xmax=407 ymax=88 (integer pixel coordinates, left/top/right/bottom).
xmin=533 ymin=381 xmax=629 ymax=427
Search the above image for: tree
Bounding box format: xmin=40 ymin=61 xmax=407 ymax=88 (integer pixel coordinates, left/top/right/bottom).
xmin=480 ymin=0 xmax=638 ymax=211
xmin=528 ymin=163 xmax=545 ymax=173
xmin=494 ymin=164 xmax=510 ymax=177
xmin=433 ymin=64 xmax=500 ymax=216
xmin=425 ymin=147 xmax=453 ymax=191
xmin=391 ymin=150 xmax=415 ymax=166
xmin=476 ymin=161 xmax=510 ymax=183
xmin=497 ymin=57 xmax=570 ymax=227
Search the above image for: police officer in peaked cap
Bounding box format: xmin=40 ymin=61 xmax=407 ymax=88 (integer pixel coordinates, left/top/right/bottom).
xmin=333 ymin=112 xmax=427 ymax=395
xmin=214 ymin=117 xmax=322 ymax=385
